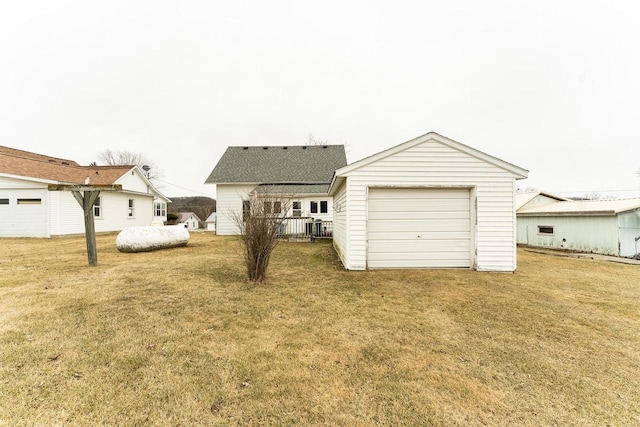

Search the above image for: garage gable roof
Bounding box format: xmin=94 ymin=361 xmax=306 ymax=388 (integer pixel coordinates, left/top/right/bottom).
xmin=515 ymin=191 xmax=570 ymax=210
xmin=329 ymin=132 xmax=528 ymax=194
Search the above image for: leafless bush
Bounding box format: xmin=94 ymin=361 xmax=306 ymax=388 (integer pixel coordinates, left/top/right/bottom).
xmin=231 ymin=189 xmax=291 ymax=283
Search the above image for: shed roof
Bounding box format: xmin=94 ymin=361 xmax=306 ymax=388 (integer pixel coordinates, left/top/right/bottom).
xmin=205 ymin=145 xmax=347 ymax=185
xmin=517 ymin=198 xmax=640 ymax=216
xmin=515 ymin=191 xmax=570 ymax=210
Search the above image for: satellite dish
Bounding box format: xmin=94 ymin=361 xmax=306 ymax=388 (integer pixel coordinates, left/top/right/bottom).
xmin=142 ymin=165 xmax=151 ymax=172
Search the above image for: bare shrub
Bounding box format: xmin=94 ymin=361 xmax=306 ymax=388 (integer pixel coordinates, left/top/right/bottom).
xmin=231 ymin=189 xmax=291 ymax=283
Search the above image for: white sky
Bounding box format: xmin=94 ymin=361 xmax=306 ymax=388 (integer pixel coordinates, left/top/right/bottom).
xmin=1 ymin=1 xmax=639 ymax=199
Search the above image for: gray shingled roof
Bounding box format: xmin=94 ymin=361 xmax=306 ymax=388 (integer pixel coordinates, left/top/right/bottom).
xmin=254 ymin=183 xmax=330 ymax=195
xmin=205 ymin=145 xmax=347 ymax=184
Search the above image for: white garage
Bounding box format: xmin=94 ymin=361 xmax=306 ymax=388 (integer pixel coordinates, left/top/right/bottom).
xmin=329 ymin=132 xmax=528 ymax=271
xmin=367 ymin=187 xmax=472 ymax=268
xmin=0 ymin=183 xmax=49 ymax=238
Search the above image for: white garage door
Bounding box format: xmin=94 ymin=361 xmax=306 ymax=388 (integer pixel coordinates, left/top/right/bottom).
xmin=0 ymin=189 xmax=48 ymax=237
xmin=367 ymin=188 xmax=471 ymax=268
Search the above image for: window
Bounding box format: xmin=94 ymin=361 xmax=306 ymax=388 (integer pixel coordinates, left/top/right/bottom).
xmin=128 ymin=199 xmax=135 ymax=217
xmin=264 ymin=201 xmax=272 ymax=214
xmin=93 ymin=196 xmax=101 ymax=217
xmin=0 ymin=199 xmax=8 ymax=205
xmin=292 ymin=201 xmax=301 ymax=217
xmin=17 ymin=198 xmax=41 ymax=205
xmin=154 ymin=202 xmax=166 ymax=217
xmin=273 ymin=201 xmax=282 ymax=214
xmin=310 ymin=200 xmax=328 ymax=214
xmin=538 ymin=225 xmax=554 ymax=235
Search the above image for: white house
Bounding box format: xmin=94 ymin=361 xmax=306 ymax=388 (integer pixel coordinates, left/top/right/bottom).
xmin=0 ymin=146 xmax=170 ymax=238
xmin=177 ymin=212 xmax=201 ymax=230
xmin=205 ymin=212 xmax=216 ymax=232
xmin=516 ymin=196 xmax=640 ymax=258
xmin=328 ymin=132 xmax=528 ymax=271
xmin=205 ymin=144 xmax=347 ymax=236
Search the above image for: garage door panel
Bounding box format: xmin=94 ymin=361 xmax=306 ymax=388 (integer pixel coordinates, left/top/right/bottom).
xmin=368 ymin=218 xmax=471 ymax=233
xmin=369 ymin=197 xmax=469 ymax=210
xmin=368 ymin=210 xmax=470 ymax=220
xmin=367 ymin=188 xmax=471 ymax=269
xmin=366 ymin=239 xmax=470 ymax=252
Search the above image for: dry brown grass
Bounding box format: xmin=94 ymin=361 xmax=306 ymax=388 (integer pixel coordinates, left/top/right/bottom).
xmin=1 ymin=233 xmax=639 ymax=426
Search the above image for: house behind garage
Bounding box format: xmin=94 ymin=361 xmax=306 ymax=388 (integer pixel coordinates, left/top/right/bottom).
xmin=328 ymin=132 xmax=528 ymax=271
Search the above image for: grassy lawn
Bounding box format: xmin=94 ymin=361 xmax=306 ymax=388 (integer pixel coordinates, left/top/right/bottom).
xmin=1 ymin=233 xmax=639 ymax=426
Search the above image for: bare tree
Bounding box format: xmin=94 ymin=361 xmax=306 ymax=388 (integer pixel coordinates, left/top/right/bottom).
xmin=305 ymin=132 xmax=328 ymax=146
xmin=582 ymin=192 xmax=617 ymax=201
xmin=96 ymin=149 xmax=164 ymax=184
xmin=231 ymin=190 xmax=291 ymax=283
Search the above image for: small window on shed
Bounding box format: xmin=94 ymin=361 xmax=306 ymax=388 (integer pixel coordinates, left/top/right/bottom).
xmin=17 ymin=198 xmax=41 ymax=205
xmin=538 ymin=225 xmax=554 ymax=235
xmin=0 ymin=198 xmax=9 ymax=205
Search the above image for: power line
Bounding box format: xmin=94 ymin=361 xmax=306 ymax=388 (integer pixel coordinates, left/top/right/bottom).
xmin=155 ymin=179 xmax=214 ymax=197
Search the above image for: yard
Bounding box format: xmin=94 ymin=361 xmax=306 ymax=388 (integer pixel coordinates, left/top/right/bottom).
xmin=1 ymin=233 xmax=639 ymax=426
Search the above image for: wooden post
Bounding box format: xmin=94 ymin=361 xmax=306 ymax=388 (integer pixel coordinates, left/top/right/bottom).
xmin=72 ymin=190 xmax=100 ymax=266
xmin=49 ymin=184 xmax=122 ymax=267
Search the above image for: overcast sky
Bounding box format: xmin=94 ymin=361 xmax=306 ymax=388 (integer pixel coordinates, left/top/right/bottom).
xmin=2 ymin=1 xmax=639 ymax=199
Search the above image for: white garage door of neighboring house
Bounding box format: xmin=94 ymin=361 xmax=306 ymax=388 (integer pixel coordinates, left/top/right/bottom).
xmin=0 ymin=189 xmax=48 ymax=237
xmin=367 ymin=188 xmax=472 ymax=268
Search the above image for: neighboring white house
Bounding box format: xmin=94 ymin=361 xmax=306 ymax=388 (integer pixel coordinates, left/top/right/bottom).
xmin=205 ymin=212 xmax=216 ymax=232
xmin=0 ymin=145 xmax=170 ymax=238
xmin=516 ymin=196 xmax=640 ymax=258
xmin=205 ymin=145 xmax=347 ymax=236
xmin=177 ymin=212 xmax=201 ymax=230
xmin=328 ymin=132 xmax=528 ymax=271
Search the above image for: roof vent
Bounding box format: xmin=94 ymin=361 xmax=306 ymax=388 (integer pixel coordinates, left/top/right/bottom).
xmin=283 ymin=147 xmax=288 ymax=149
xmin=62 ymin=161 xmax=70 ymax=165
xmin=302 ymin=146 xmax=307 ymax=149
xmin=322 ymin=145 xmax=327 ymax=148
xmin=263 ymin=147 xmax=268 ymax=150
xmin=243 ymin=147 xmax=249 ymax=150
xmin=48 ymin=159 xmax=56 ymax=163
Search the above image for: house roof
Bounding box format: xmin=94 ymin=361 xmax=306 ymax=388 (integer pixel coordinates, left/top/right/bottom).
xmin=205 ymin=145 xmax=347 ymax=185
xmin=0 ymin=147 xmax=133 ymax=185
xmin=517 ymin=198 xmax=640 ymax=216
xmin=0 ymin=146 xmax=80 ymax=167
xmin=329 ymin=132 xmax=528 ymax=195
xmin=254 ymin=183 xmax=331 ymax=195
xmin=515 ymin=191 xmax=570 ymax=210
xmin=177 ymin=212 xmax=202 ymax=222
xmin=0 ymin=145 xmax=170 ymax=202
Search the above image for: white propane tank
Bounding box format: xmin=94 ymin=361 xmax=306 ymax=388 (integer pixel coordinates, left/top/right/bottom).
xmin=116 ymin=225 xmax=189 ymax=253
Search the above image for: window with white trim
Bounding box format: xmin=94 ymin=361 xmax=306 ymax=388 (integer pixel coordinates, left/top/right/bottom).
xmin=310 ymin=200 xmax=328 ymax=214
xmin=128 ymin=199 xmax=135 ymax=217
xmin=538 ymin=225 xmax=554 ymax=235
xmin=292 ymin=201 xmax=302 ymax=217
xmin=154 ymin=202 xmax=166 ymax=217
xmin=93 ymin=196 xmax=102 ymax=217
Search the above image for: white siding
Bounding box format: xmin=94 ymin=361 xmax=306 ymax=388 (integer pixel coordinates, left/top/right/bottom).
xmin=115 ymin=169 xmax=149 ymax=193
xmin=332 ymin=181 xmax=348 ymax=266
xmin=216 ymin=184 xmax=256 ymax=235
xmin=339 ymin=139 xmax=518 ymax=271
xmin=517 ymin=214 xmax=633 ymax=257
xmin=49 ymin=191 xmax=155 ymax=236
